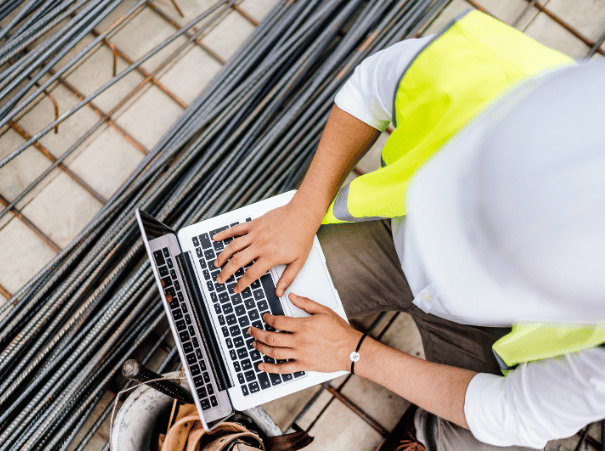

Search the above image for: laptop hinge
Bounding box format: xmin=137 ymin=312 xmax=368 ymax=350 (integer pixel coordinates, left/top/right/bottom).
xmin=176 ymin=251 xmax=233 ymax=391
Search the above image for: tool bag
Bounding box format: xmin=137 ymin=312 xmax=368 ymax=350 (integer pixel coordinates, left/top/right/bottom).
xmin=158 ymin=404 xmax=312 ymax=451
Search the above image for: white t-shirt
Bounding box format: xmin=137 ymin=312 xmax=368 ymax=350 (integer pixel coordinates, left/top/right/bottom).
xmin=334 ymin=39 xmax=605 ymax=449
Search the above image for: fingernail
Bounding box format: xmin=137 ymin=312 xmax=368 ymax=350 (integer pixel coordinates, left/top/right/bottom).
xmin=212 ymin=234 xmax=218 ymax=240
xmin=233 ymin=287 xmax=240 ymax=293
xmin=247 ymin=328 xmax=252 ymax=335
xmin=214 ymin=260 xmax=218 ymax=268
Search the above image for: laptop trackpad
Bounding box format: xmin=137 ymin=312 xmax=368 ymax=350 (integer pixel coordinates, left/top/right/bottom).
xmin=277 ymin=248 xmax=338 ymax=317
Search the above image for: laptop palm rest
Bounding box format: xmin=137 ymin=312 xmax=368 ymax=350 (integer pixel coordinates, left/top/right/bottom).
xmin=276 ymin=248 xmax=339 ymax=318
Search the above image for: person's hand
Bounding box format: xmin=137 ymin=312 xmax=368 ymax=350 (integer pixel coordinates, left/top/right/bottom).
xmin=212 ymin=201 xmax=320 ymax=296
xmin=247 ymin=293 xmax=363 ymax=374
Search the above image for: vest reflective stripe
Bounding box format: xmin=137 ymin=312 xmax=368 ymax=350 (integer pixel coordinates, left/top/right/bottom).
xmin=493 ymin=324 xmax=605 ymax=374
xmin=323 ymin=9 xmax=573 ymax=224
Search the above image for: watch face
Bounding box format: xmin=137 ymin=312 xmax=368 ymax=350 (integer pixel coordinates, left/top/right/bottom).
xmin=350 ymin=351 xmax=360 ymax=363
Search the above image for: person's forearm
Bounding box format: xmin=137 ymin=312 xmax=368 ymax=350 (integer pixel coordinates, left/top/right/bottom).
xmin=291 ymin=104 xmax=380 ymax=225
xmin=355 ymin=336 xmax=477 ymax=429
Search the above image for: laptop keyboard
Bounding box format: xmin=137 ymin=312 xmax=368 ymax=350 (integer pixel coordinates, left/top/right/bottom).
xmin=193 ymin=218 xmax=305 ymax=397
xmin=153 ymin=247 xmax=218 ymax=411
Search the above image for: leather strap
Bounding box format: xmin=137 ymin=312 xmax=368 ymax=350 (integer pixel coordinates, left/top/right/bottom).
xmin=264 ymin=431 xmax=313 ymax=451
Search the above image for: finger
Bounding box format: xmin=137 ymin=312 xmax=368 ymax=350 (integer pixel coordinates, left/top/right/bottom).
xmin=263 ymin=313 xmax=301 ymax=332
xmin=234 ymin=259 xmax=269 ymax=293
xmin=258 ymin=360 xmax=301 ymax=374
xmin=248 ymin=327 xmax=294 ymax=348
xmin=212 ymin=222 xmax=250 ymax=241
xmin=217 ymin=249 xmax=256 ymax=284
xmin=253 ymin=340 xmax=294 ymax=360
xmin=275 ymin=260 xmax=304 ymax=297
xmin=214 ymin=235 xmax=252 ymax=269
xmin=288 ymin=293 xmax=328 ymax=315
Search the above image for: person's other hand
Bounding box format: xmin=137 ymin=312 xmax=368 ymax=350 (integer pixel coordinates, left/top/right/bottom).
xmin=247 ymin=293 xmax=362 ymax=374
xmin=212 ymin=201 xmax=318 ymax=296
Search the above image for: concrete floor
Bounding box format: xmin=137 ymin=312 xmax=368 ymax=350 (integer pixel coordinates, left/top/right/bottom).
xmin=1 ymin=0 xmax=604 ymax=450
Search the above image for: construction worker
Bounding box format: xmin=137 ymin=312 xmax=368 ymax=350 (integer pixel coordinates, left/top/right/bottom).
xmin=213 ymin=10 xmax=605 ymax=450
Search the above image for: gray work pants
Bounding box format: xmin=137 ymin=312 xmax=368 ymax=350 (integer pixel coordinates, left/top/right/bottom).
xmin=317 ymin=220 xmax=537 ymax=451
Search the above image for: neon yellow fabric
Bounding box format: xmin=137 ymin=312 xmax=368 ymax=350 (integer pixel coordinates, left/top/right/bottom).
xmin=493 ymin=324 xmax=605 ymax=373
xmin=323 ymin=10 xmax=573 ymax=224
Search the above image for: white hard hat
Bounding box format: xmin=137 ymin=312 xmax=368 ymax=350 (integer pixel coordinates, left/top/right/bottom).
xmin=407 ymin=61 xmax=605 ymax=325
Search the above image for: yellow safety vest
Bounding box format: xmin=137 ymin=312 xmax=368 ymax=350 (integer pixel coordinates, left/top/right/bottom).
xmin=323 ymin=10 xmax=605 ymax=372
xmin=323 ymin=9 xmax=573 ymax=224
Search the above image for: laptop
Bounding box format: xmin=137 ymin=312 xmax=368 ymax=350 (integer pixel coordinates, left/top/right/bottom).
xmin=135 ymin=190 xmax=348 ymax=431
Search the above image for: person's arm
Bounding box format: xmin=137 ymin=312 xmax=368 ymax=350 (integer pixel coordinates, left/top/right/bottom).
xmin=248 ymin=294 xmax=476 ymax=428
xmin=213 ymin=105 xmax=379 ymax=296
xmin=213 ymin=37 xmax=433 ymax=296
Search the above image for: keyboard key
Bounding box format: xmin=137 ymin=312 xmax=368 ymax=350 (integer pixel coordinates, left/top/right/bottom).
xmin=282 ymin=373 xmax=293 ymax=381
xmin=197 ymin=350 xmax=204 ymax=362
xmin=232 ymin=294 xmax=242 ymax=305
xmin=257 ymin=300 xmax=268 ymax=312
xmin=218 ymin=315 xmax=225 ymax=325
xmin=177 ymin=292 xmax=184 ymax=303
xmin=219 ymin=292 xmax=230 ymax=303
xmin=192 ymin=337 xmax=199 ymax=348
xmin=241 ymin=359 xmax=252 ymax=371
xmin=235 ymin=268 xmax=244 ymax=278
xmin=270 ymin=373 xmax=282 ymax=385
xmin=153 ymin=250 xmax=165 ymax=266
xmin=211 ymin=270 xmax=220 ymax=280
xmin=199 ymin=234 xmax=212 ymax=249
xmin=201 ymin=399 xmax=210 ymax=410
xmin=249 ymin=382 xmax=260 ymax=393
xmin=204 ymin=249 xmax=215 ymax=261
xmin=244 ymin=298 xmax=255 ymax=310
xmin=246 ymin=338 xmax=254 ymax=350
xmin=237 ymin=373 xmax=245 ymax=384
xmin=211 ymin=292 xmax=218 ymax=303
xmin=230 ymin=350 xmax=237 ymax=361
xmin=184 ymin=314 xmax=191 ymax=325
xmin=190 ymin=364 xmax=200 ymax=376
xmin=210 ymin=396 xmax=218 ymax=407
xmin=213 ymin=240 xmax=224 ymax=252
xmin=196 ymin=247 xmax=204 ymax=258
xmin=197 ymin=386 xmax=207 ymax=398
xmin=229 ymin=222 xmax=240 ymax=228
xmin=238 ymin=316 xmax=250 ymax=328
xmin=215 ymin=282 xmax=226 ymax=293
xmin=167 ymin=258 xmax=173 ymax=268
xmin=250 ymin=350 xmax=261 ymax=361
xmin=225 ymin=338 xmax=233 ymax=348
xmin=223 ymin=304 xmax=234 ymax=314
xmin=245 ymin=370 xmax=256 ymax=382
xmin=194 ymin=375 xmax=204 ymax=385
xmin=203 ymin=372 xmax=211 ymax=384
xmin=214 ymin=304 xmax=221 ymax=314
xmin=173 ymin=309 xmax=183 ymax=321
xmin=179 ymin=330 xmax=190 ymax=341
xmin=233 ymin=337 xmax=244 ymax=348
xmin=235 ymin=305 xmax=246 ymax=316
xmin=249 ymin=309 xmax=260 ymax=321
xmin=246 ymin=217 xmax=252 ymax=222
xmin=263 ymin=355 xmax=275 ymax=364
xmin=162 ymin=277 xmax=172 ymax=287
xmin=186 ymin=353 xmax=196 ymax=365
xmin=237 ymin=348 xmax=248 ymax=359
xmin=294 ymin=371 xmax=305 ymax=378
xmin=258 ymin=372 xmax=271 ymax=390
xmin=230 ymin=325 xmax=241 ymax=336
xmin=227 ymin=283 xmax=236 ymax=295
xmin=241 ymin=385 xmax=249 ymax=396
xmin=198 ymin=258 xmax=206 ymax=269
xmin=183 ymin=342 xmax=193 ymax=353
xmin=261 ymin=274 xmax=284 ymax=316
xmin=251 ymin=279 xmax=261 ymax=289
xmin=226 ymin=314 xmax=237 ymax=325
xmin=202 ymin=270 xmax=211 ymax=280
xmin=188 ymin=326 xmax=195 ymax=336
xmin=242 ymin=287 xmax=252 ymax=298
xmin=206 ymin=281 xmax=213 ymax=291
xmin=163 ymin=248 xmax=170 ymax=258
xmin=234 ymin=361 xmax=241 ymax=372
xmin=192 ymin=236 xmax=200 ymax=247
xmin=222 ymin=326 xmax=229 ymax=337
xmin=252 ymin=321 xmax=262 ymax=330
xmin=170 ymin=269 xmax=177 ymax=279
xmin=253 ymin=290 xmax=264 ymax=302
xmin=159 ymin=266 xmax=169 ymax=277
